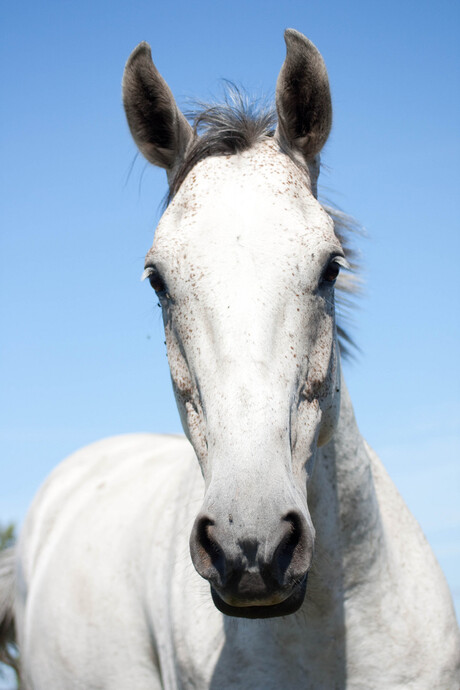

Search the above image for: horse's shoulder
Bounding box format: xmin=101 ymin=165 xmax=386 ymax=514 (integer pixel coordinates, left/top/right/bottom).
xmin=357 ymin=440 xmax=460 ymax=683
xmin=61 ymin=431 xmax=190 ymax=466
xmin=39 ymin=432 xmax=190 ymax=489
xmin=18 ymin=433 xmax=194 ymax=578
xmin=15 ymin=432 xmax=193 ymax=688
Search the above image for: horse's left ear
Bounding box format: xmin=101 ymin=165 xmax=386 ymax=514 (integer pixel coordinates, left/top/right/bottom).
xmin=275 ymin=30 xmax=332 ymax=164
xmin=122 ymin=42 xmax=193 ymax=173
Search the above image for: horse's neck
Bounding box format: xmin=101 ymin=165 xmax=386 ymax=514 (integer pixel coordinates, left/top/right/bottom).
xmin=308 ymin=379 xmax=386 ymax=601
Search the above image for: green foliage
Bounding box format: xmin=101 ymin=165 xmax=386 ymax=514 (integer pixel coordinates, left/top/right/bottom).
xmin=0 ymin=522 xmax=19 ymax=689
xmin=0 ymin=524 xmax=16 ymax=552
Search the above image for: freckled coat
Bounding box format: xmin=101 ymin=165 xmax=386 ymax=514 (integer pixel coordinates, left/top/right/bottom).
xmin=4 ymin=28 xmax=459 ymax=690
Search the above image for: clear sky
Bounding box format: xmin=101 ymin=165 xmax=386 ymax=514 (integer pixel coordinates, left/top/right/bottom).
xmin=1 ymin=0 xmax=459 ymax=652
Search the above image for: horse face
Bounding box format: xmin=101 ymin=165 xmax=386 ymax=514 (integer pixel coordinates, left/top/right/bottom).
xmin=145 ymin=142 xmax=344 ymax=616
xmin=124 ymin=30 xmax=340 ymax=617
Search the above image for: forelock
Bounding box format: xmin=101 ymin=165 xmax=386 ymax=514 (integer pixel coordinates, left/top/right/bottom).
xmin=168 ymin=85 xmax=277 ymax=203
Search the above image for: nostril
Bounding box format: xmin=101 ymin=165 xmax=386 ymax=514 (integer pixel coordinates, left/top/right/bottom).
xmin=196 ymin=516 xmax=215 ymax=556
xmin=193 ymin=515 xmax=226 ymax=583
xmin=274 ymin=511 xmax=307 ymax=582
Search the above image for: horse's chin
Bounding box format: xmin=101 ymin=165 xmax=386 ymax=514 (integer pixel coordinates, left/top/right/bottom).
xmin=210 ymin=574 xmax=308 ymax=619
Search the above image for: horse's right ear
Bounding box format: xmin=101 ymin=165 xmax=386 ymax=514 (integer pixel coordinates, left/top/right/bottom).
xmin=122 ymin=42 xmax=193 ymax=172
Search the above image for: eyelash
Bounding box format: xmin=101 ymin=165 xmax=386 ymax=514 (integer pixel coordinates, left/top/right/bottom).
xmin=142 ymin=266 xmax=168 ymax=297
xmin=321 ymin=261 xmax=341 ymax=284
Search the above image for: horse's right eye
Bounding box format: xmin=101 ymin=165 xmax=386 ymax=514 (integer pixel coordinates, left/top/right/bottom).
xmin=149 ymin=272 xmax=166 ymax=294
xmin=143 ymin=266 xmax=167 ymax=295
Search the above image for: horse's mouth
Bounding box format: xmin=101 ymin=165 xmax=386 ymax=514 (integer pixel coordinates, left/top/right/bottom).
xmin=210 ymin=574 xmax=308 ymax=619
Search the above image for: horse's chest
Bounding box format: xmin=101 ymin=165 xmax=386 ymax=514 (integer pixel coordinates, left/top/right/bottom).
xmin=157 ymin=572 xmax=345 ymax=689
xmin=170 ymin=624 xmax=344 ymax=690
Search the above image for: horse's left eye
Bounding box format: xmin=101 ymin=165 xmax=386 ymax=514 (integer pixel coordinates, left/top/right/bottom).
xmin=322 ymin=261 xmax=341 ymax=284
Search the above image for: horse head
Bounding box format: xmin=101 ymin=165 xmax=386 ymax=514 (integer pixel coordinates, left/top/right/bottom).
xmin=123 ymin=30 xmax=346 ymax=618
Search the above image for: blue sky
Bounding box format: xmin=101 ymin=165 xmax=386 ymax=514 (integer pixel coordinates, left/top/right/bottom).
xmin=1 ymin=0 xmax=459 ymax=659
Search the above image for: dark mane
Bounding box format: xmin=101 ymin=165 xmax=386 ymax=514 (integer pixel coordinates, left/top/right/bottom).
xmin=168 ymin=86 xmax=361 ymax=358
xmin=168 ymin=86 xmax=277 ymax=202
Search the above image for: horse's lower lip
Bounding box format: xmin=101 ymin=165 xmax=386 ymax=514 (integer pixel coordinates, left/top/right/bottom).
xmin=210 ymin=574 xmax=308 ymax=619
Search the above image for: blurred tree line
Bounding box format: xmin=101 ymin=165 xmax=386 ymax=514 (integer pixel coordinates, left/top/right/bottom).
xmin=0 ymin=523 xmax=19 ymax=689
xmin=0 ymin=525 xmax=15 ymax=552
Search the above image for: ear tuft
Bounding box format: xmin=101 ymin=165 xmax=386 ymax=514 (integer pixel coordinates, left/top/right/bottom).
xmin=122 ymin=42 xmax=193 ymax=171
xmin=276 ymin=29 xmax=332 ymax=161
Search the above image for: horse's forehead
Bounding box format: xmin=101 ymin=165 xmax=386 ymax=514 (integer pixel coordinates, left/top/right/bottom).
xmin=154 ymin=140 xmax=336 ymax=259
xmin=177 ymin=140 xmax=312 ymax=216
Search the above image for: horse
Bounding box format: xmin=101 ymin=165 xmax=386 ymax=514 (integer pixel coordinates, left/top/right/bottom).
xmin=1 ymin=28 xmax=459 ymax=689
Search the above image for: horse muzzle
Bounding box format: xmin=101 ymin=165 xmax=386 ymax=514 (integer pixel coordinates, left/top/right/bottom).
xmin=190 ymin=508 xmax=314 ymax=618
xmin=210 ymin=573 xmax=309 ymax=619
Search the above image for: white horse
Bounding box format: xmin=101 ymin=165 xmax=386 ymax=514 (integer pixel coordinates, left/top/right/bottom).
xmin=1 ymin=29 xmax=459 ymax=689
